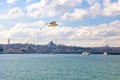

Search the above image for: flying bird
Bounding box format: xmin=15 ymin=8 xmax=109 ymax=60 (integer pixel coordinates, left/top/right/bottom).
xmin=40 ymin=21 xmax=58 ymax=31
xmin=47 ymin=21 xmax=58 ymax=27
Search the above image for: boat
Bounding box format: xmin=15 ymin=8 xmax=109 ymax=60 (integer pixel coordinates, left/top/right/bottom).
xmin=103 ymin=52 xmax=108 ymax=55
xmin=82 ymin=51 xmax=90 ymax=55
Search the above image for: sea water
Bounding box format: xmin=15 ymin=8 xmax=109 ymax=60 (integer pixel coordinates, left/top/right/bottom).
xmin=0 ymin=54 xmax=120 ymax=80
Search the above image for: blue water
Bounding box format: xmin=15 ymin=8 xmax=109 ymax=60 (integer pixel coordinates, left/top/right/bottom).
xmin=0 ymin=54 xmax=120 ymax=80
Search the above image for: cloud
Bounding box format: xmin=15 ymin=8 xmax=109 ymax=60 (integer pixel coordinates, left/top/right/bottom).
xmin=26 ymin=0 xmax=31 ymax=3
xmin=26 ymin=0 xmax=82 ymax=18
xmin=0 ymin=24 xmax=3 ymax=28
xmin=62 ymin=0 xmax=120 ymax=20
xmin=109 ymin=20 xmax=120 ymax=27
xmin=0 ymin=20 xmax=120 ymax=47
xmin=89 ymin=2 xmax=102 ymax=17
xmin=1 ymin=0 xmax=119 ymax=21
xmin=0 ymin=24 xmax=6 ymax=32
xmin=62 ymin=2 xmax=102 ymax=20
xmin=8 ymin=7 xmax=25 ymax=18
xmin=103 ymin=0 xmax=120 ymax=16
xmin=0 ymin=7 xmax=25 ymax=20
xmin=7 ymin=0 xmax=16 ymax=4
xmin=62 ymin=8 xmax=88 ymax=20
xmin=87 ymin=0 xmax=97 ymax=5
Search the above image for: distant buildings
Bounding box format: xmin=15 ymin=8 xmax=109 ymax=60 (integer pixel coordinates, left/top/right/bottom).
xmin=3 ymin=47 xmax=23 ymax=53
xmin=0 ymin=41 xmax=120 ymax=54
xmin=0 ymin=46 xmax=3 ymax=52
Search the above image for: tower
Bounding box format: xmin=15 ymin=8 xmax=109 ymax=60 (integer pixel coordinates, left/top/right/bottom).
xmin=8 ymin=38 xmax=10 ymax=45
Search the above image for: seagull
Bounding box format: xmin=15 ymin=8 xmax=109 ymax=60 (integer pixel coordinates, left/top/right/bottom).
xmin=47 ymin=21 xmax=58 ymax=27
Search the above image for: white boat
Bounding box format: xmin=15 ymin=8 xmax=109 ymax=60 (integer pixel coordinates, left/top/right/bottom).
xmin=82 ymin=51 xmax=90 ymax=55
xmin=103 ymin=52 xmax=108 ymax=55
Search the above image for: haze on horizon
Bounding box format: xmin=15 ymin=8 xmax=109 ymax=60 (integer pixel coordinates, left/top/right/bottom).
xmin=0 ymin=0 xmax=120 ymax=47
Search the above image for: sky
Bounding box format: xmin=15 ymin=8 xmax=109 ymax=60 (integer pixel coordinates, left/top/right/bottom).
xmin=0 ymin=0 xmax=120 ymax=47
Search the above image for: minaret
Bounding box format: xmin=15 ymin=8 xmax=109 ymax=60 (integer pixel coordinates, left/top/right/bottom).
xmin=8 ymin=38 xmax=10 ymax=45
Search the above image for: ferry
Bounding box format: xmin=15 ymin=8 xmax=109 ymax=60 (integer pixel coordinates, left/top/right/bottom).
xmin=82 ymin=51 xmax=90 ymax=55
xmin=103 ymin=52 xmax=108 ymax=55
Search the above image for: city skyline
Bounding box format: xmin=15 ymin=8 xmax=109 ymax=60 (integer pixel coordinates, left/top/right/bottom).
xmin=0 ymin=0 xmax=120 ymax=47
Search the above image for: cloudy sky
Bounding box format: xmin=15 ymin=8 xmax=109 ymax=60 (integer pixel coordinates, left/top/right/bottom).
xmin=0 ymin=0 xmax=120 ymax=47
